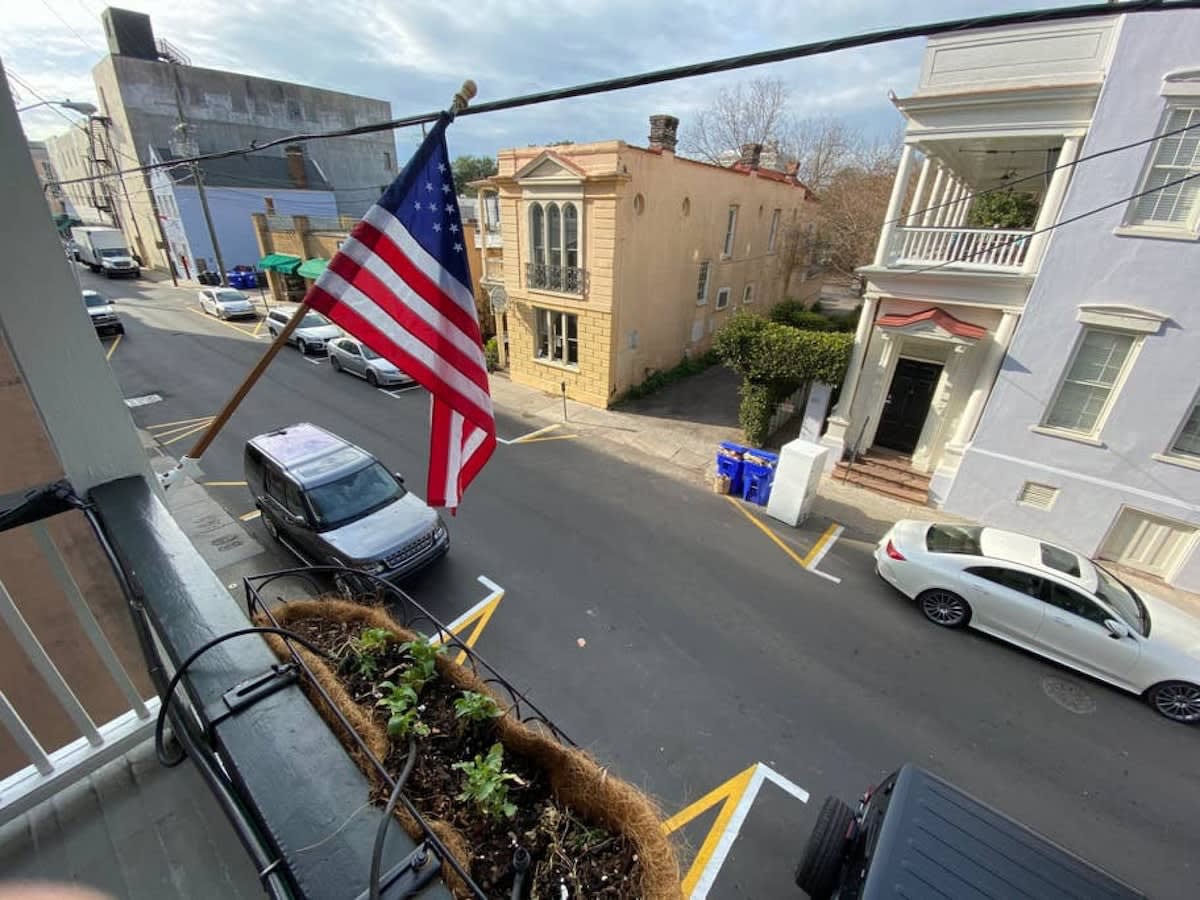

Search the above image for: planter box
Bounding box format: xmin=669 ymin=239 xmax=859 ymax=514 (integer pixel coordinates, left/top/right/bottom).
xmin=256 ymin=596 xmax=681 ymax=899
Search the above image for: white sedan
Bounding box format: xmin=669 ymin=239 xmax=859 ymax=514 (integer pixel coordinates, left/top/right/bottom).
xmin=198 ymin=288 xmax=256 ymax=320
xmin=876 ymin=521 xmax=1200 ymax=724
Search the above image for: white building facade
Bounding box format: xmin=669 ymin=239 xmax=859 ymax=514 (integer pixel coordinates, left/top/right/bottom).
xmin=824 ymin=10 xmax=1200 ymax=591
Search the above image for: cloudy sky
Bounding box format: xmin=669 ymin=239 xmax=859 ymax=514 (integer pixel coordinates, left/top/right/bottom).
xmin=7 ymin=0 xmax=1076 ymax=160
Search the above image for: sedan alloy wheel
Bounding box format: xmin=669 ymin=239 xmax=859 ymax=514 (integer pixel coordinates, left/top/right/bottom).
xmin=919 ymin=589 xmax=970 ymax=628
xmin=1148 ymin=681 xmax=1200 ymax=724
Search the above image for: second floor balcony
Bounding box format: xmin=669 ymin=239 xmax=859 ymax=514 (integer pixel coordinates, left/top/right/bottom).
xmin=525 ymin=261 xmax=587 ymax=296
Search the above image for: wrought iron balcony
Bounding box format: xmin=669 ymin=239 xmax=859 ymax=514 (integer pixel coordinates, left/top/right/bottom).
xmin=525 ymin=261 xmax=586 ymax=296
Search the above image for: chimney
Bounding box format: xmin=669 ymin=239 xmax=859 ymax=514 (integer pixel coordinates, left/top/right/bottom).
xmin=739 ymin=143 xmax=763 ymax=169
xmin=785 ymin=161 xmax=800 ymax=182
xmin=285 ymin=145 xmax=308 ymax=189
xmin=648 ymin=114 xmax=679 ymax=153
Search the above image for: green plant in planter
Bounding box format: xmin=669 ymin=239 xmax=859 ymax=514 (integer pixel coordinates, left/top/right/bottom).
xmin=452 ymin=742 xmax=521 ymax=820
xmin=376 ymin=680 xmax=430 ymax=738
xmin=454 ymin=690 xmax=503 ymax=724
xmin=398 ymin=634 xmax=442 ymax=692
xmin=349 ymin=627 xmax=393 ymax=679
xmin=966 ymin=189 xmax=1039 ymax=229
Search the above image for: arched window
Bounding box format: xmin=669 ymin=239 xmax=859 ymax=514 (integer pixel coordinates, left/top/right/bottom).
xmin=530 ymin=203 xmax=545 ymax=265
xmin=563 ymin=203 xmax=578 ymax=270
xmin=547 ymin=203 xmax=562 ymax=268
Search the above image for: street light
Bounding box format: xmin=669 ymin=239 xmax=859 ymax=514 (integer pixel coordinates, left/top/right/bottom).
xmin=16 ymin=99 xmax=98 ymax=116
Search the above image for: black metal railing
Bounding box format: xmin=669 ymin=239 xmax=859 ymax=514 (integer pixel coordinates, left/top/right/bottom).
xmin=525 ymin=262 xmax=586 ymax=296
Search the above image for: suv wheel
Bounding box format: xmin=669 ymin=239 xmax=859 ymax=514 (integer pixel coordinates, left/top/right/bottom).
xmin=918 ymin=589 xmax=971 ymax=628
xmin=333 ymin=572 xmax=360 ymax=602
xmin=796 ymin=796 xmax=855 ymax=899
xmin=261 ymin=510 xmax=280 ymax=542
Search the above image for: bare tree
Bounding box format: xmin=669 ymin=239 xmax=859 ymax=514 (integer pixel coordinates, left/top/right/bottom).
xmin=787 ymin=115 xmax=856 ymax=192
xmin=681 ymin=77 xmax=792 ymax=165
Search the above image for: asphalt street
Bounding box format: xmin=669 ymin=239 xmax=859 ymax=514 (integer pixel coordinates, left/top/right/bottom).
xmin=90 ymin=270 xmax=1198 ymax=898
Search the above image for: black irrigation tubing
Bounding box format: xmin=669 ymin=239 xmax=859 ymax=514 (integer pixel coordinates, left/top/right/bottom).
xmin=47 ymin=0 xmax=1200 ymax=190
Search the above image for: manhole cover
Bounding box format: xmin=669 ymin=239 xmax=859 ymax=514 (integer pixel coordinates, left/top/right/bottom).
xmin=1041 ymin=677 xmax=1096 ymax=714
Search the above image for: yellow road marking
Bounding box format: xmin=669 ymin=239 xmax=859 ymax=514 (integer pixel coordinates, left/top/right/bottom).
xmin=150 ymin=417 xmax=215 ymax=440
xmin=104 ymin=334 xmax=121 ymax=360
xmin=203 ymin=480 xmax=247 ymax=487
xmin=511 ymin=434 xmax=578 ymax=445
xmin=187 ymin=306 xmax=258 ymax=338
xmin=239 ymin=510 xmax=262 ymax=521
xmin=801 ymin=524 xmax=840 ymax=568
xmin=723 ymin=496 xmax=810 ymax=569
xmin=160 ymin=421 xmax=214 ymax=447
xmin=252 ymin=317 xmax=266 ymax=336
xmin=663 ymin=765 xmax=757 ymax=897
xmin=147 ymin=415 xmax=216 ymax=431
xmin=435 ymin=589 xmax=504 ymax=666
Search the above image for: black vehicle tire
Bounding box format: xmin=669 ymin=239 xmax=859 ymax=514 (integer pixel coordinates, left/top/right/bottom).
xmin=297 ymin=338 xmax=308 ymax=354
xmin=795 ymin=796 xmax=855 ymax=899
xmin=333 ymin=572 xmax=360 ymax=602
xmin=330 ymin=355 xmax=342 ymax=372
xmin=1147 ymin=681 xmax=1200 ymax=724
xmin=918 ymin=589 xmax=971 ymax=629
xmin=114 ymin=324 xmax=125 ymax=335
xmin=367 ymin=370 xmax=379 ymax=388
xmin=261 ymin=510 xmax=280 ymax=542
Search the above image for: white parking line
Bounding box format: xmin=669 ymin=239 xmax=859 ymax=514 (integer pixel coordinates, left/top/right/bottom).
xmin=380 ymin=384 xmax=422 ymax=398
xmin=304 ymin=357 xmax=323 ymax=366
xmin=497 ymin=423 xmax=561 ymax=445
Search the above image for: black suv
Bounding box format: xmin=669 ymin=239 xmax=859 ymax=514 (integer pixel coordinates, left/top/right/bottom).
xmin=245 ymin=423 xmax=448 ymax=593
xmin=797 ymin=765 xmax=1143 ymax=900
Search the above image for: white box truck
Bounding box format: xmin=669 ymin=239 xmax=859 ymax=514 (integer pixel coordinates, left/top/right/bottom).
xmin=71 ymin=226 xmax=140 ymax=279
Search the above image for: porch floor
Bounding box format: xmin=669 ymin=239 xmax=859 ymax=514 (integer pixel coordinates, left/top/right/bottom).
xmin=0 ymin=738 xmax=261 ymax=898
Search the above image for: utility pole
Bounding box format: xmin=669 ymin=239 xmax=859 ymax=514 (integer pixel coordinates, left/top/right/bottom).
xmin=168 ymin=64 xmax=227 ymax=286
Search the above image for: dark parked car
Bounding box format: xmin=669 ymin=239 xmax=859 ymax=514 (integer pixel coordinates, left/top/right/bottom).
xmin=797 ymin=765 xmax=1143 ymax=900
xmin=245 ymin=423 xmax=448 ymax=594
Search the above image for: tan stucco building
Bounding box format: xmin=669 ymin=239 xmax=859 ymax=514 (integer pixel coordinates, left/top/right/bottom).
xmin=478 ymin=116 xmax=821 ymax=408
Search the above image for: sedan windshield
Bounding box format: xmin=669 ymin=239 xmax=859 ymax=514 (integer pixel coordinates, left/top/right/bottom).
xmin=305 ymin=462 xmax=401 ymax=529
xmin=213 ymin=289 xmax=248 ymax=303
xmin=82 ymin=291 xmax=108 ymax=308
xmin=1092 ymin=563 xmax=1148 ymax=635
xmin=362 ymin=345 xmax=381 ymax=360
xmin=299 ymin=312 xmax=331 ymax=328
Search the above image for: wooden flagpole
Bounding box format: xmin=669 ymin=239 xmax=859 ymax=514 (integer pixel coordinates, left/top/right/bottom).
xmin=158 ymin=81 xmax=479 ymax=488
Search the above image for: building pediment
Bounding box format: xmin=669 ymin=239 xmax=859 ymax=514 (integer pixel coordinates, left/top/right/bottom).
xmin=514 ymin=151 xmax=587 ymax=184
xmin=877 ymin=307 xmax=986 ymax=343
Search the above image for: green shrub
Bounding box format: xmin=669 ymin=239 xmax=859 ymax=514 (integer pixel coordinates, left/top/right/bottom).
xmin=769 ymin=300 xmax=836 ymax=332
xmin=967 ymin=189 xmax=1039 ymax=229
xmin=484 ymin=337 xmax=500 ymax=372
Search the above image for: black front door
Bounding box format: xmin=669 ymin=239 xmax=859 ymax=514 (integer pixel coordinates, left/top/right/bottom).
xmin=875 ymin=358 xmax=942 ymax=454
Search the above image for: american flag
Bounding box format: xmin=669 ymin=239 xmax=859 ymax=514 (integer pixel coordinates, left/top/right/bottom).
xmin=307 ymin=115 xmax=495 ymax=510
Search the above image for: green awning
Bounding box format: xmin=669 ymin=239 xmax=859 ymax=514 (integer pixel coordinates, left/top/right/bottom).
xmin=296 ymin=257 xmax=329 ymax=280
xmin=258 ymin=253 xmax=302 ymax=274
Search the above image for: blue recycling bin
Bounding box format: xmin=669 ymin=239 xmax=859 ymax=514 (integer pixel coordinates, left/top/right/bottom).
xmin=741 ymin=449 xmax=779 ymax=506
xmin=716 ymin=441 xmax=748 ymax=494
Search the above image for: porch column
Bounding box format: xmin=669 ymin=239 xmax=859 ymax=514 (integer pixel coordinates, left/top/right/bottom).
xmin=821 ymin=294 xmax=879 ymax=465
xmin=1022 ymin=136 xmax=1081 ymax=274
xmin=873 ymin=145 xmax=917 ymax=266
xmin=906 ymin=157 xmax=932 ymax=225
xmin=920 ymin=164 xmax=946 ymax=225
xmin=946 ymin=309 xmax=1021 ymax=453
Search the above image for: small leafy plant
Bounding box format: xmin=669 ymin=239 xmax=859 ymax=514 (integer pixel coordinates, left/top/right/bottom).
xmin=452 ymin=742 xmax=521 ymax=820
xmin=348 ymin=627 xmax=393 ymax=679
xmin=398 ymin=634 xmax=442 ymax=692
xmin=376 ymin=680 xmax=429 ymax=738
xmin=454 ymin=690 xmax=503 ymax=724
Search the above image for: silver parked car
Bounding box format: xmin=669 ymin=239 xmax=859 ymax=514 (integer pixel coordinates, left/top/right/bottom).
xmin=328 ymin=336 xmax=415 ymax=388
xmin=265 ymin=304 xmax=341 ymax=354
xmin=198 ymin=287 xmax=256 ymax=320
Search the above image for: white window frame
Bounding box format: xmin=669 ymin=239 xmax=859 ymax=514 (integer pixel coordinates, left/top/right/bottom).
xmin=526 ymin=199 xmax=582 ymax=291
xmin=767 ymin=209 xmax=781 ymax=253
xmin=533 ymin=307 xmax=579 ymax=369
xmin=1038 ymin=327 xmax=1141 ymax=440
xmin=722 ymin=205 xmax=738 ymax=258
xmin=715 ymin=287 xmax=731 ymax=310
xmin=696 ymin=261 xmax=711 ymax=305
xmin=1154 ymin=392 xmax=1200 ymax=469
xmin=742 ymin=283 xmax=754 ymax=305
xmin=1117 ymin=102 xmax=1200 ymax=240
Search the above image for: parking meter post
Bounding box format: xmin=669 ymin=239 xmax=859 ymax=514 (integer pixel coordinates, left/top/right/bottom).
xmin=561 ymin=381 xmax=567 ymax=423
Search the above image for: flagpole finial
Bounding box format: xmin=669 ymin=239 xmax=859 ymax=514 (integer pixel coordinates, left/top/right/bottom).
xmin=451 ymin=80 xmax=477 ymax=116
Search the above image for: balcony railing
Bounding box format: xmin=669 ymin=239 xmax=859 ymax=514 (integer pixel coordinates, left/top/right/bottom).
xmin=525 ymin=261 xmax=586 ymax=296
xmin=888 ymin=226 xmax=1032 ymax=272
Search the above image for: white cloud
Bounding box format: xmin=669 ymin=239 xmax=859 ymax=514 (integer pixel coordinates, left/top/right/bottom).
xmin=6 ymin=0 xmax=1077 ymax=152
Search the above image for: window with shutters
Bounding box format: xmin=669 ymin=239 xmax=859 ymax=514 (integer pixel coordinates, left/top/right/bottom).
xmin=696 ymin=261 xmax=711 ymax=305
xmin=722 ymin=206 xmax=738 ymax=258
xmin=1123 ymin=105 xmax=1200 ymax=235
xmin=715 ymin=287 xmax=731 ymax=310
xmin=1042 ymin=328 xmax=1139 ymax=436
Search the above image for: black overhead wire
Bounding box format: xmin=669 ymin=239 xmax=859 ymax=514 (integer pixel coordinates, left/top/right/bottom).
xmin=46 ymin=0 xmax=1200 ymax=191
xmin=912 ymin=169 xmax=1200 ymax=274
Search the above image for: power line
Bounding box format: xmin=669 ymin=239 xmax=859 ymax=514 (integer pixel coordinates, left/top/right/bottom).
xmin=38 ymin=0 xmax=102 ymax=54
xmin=912 ymin=170 xmax=1200 ymax=275
xmin=47 ymin=0 xmax=1200 ymax=190
xmin=887 ymin=118 xmax=1200 ymax=227
xmin=7 ymin=70 xmax=91 ymax=134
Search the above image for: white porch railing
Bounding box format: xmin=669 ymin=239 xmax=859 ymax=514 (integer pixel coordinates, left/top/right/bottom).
xmin=887 ymin=226 xmax=1032 ymax=272
xmin=0 ymin=522 xmax=155 ymax=822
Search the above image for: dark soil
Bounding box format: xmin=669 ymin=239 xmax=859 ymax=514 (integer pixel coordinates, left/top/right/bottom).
xmin=287 ymin=617 xmax=643 ymax=898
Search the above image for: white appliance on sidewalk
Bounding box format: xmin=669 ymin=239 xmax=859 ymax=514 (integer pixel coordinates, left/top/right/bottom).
xmin=766 ymin=439 xmax=828 ymax=527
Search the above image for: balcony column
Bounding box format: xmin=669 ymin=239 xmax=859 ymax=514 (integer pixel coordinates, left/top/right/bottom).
xmin=906 ymin=157 xmax=932 ymax=225
xmin=1022 ymin=135 xmax=1081 ymax=274
xmin=949 ymin=310 xmax=1021 ymax=454
xmin=920 ymin=164 xmax=946 ymax=225
xmin=873 ymin=144 xmax=917 ymax=266
xmin=820 ymin=294 xmax=879 ymax=467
